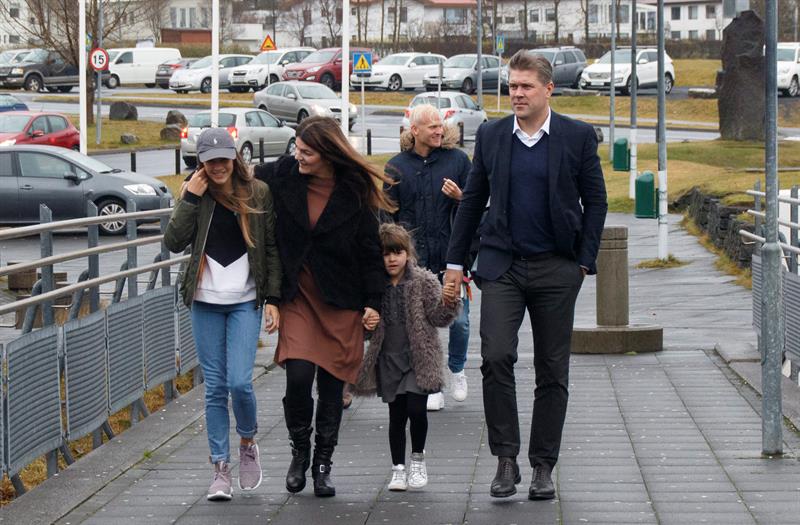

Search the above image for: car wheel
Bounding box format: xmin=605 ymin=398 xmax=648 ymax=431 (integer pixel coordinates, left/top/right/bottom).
xmin=622 ymin=76 xmax=637 ymax=96
xmin=790 ymin=76 xmax=799 ymax=97
xmin=297 ymin=109 xmax=309 ymax=123
xmin=200 ymin=78 xmax=212 ymax=94
xmin=57 ymin=86 xmax=72 ymax=93
xmin=664 ymin=74 xmax=674 ymax=94
xmin=25 ymin=75 xmax=43 ymax=92
xmin=240 ymin=142 xmax=253 ymax=164
xmin=572 ymin=74 xmax=582 ymax=89
xmin=578 ymin=78 xmax=588 ymax=90
xmin=348 ymin=119 xmax=356 ymax=131
xmin=286 ymin=138 xmax=296 ymax=155
xmin=183 ymin=156 xmax=197 ymax=169
xmin=97 ymin=199 xmax=127 ymax=235
xmin=159 ymin=84 xmax=168 ymax=89
xmin=320 ymin=73 xmax=335 ymax=90
xmin=71 ymin=144 xmax=80 ymax=151
xmin=178 ymin=89 xmax=188 ymax=94
xmin=107 ymin=75 xmax=119 ymax=89
xmin=269 ymin=74 xmax=279 ymax=84
xmin=387 ymin=74 xmax=402 ymax=91
xmin=145 ymin=83 xmax=155 ymax=88
xmin=461 ymin=78 xmax=473 ymax=94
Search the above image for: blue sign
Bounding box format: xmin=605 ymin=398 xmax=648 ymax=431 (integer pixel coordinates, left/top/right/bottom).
xmin=353 ymin=51 xmax=372 ymax=77
xmin=496 ymin=35 xmax=505 ymax=54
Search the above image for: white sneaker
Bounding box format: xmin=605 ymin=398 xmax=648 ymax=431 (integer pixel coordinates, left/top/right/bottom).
xmin=387 ymin=464 xmax=408 ymax=491
xmin=407 ymin=452 xmax=428 ymax=489
xmin=450 ymin=371 xmax=468 ymax=402
xmin=426 ymin=392 xmax=444 ymax=411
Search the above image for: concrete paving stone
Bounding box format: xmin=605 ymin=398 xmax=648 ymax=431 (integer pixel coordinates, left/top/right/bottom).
xmin=647 ymin=491 xmax=745 ymax=503
xmin=80 ymin=518 xmax=182 ymax=525
xmin=656 ymin=513 xmax=757 ymax=525
xmin=83 ymin=504 xmax=190 ymax=518
xmin=739 ymin=490 xmax=800 ymax=503
xmin=653 ymin=501 xmax=752 ymax=514
xmin=559 ymin=500 xmax=655 ymax=513
xmin=560 ymin=511 xmax=658 ymax=523
xmin=646 ymin=482 xmax=739 ymax=493
xmin=747 ymin=515 xmax=800 ymax=525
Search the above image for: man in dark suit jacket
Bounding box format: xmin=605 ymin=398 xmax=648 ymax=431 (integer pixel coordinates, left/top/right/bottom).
xmin=443 ymin=50 xmax=607 ymax=501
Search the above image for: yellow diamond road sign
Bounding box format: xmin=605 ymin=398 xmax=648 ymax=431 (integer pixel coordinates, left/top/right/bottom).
xmin=353 ymin=52 xmax=372 ymax=73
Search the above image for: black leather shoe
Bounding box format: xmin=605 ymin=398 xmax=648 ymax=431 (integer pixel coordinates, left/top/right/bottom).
xmin=490 ymin=456 xmax=521 ymax=498
xmin=528 ymin=464 xmax=555 ymax=500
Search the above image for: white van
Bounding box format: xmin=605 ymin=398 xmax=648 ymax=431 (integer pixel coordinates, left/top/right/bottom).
xmin=105 ymin=48 xmax=181 ymax=88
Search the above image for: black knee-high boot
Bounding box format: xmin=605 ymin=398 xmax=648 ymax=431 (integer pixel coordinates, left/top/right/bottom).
xmin=283 ymin=396 xmax=313 ymax=493
xmin=312 ymin=399 xmax=343 ymax=497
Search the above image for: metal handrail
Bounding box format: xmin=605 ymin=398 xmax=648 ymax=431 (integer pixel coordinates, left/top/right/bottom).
xmin=0 ymin=235 xmax=165 ymax=278
xmin=0 ymin=209 xmax=173 ymax=241
xmin=746 ymin=210 xmax=800 ymax=231
xmin=0 ymin=255 xmax=189 ymax=316
xmin=739 ymin=230 xmax=800 ymax=255
xmin=746 ymin=189 xmax=800 ymax=206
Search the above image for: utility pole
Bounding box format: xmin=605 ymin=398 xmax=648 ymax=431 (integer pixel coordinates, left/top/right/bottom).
xmin=341 ymin=0 xmax=350 ymax=137
xmin=79 ymin=0 xmax=87 ymax=154
xmin=629 ymin=0 xmax=638 ymax=199
xmin=211 ymin=0 xmax=219 ymax=127
xmin=657 ymin=0 xmax=668 ymax=260
xmin=96 ymin=1 xmax=103 ymax=145
xmin=609 ymin=0 xmax=616 ymax=162
xmin=477 ymin=0 xmax=483 ymax=109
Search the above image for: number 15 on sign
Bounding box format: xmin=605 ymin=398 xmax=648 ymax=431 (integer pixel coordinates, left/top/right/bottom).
xmin=90 ymin=48 xmax=109 ymax=71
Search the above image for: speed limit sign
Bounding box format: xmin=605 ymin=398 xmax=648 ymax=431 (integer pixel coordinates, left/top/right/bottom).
xmin=89 ymin=48 xmax=109 ymax=71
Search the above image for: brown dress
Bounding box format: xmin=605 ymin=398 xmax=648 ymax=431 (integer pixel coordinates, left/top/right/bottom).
xmin=274 ymin=174 xmax=365 ymax=383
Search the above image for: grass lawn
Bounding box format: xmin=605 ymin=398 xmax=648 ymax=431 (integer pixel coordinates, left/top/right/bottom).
xmin=673 ymin=59 xmax=720 ymax=87
xmin=73 ymin=116 xmax=179 ymax=151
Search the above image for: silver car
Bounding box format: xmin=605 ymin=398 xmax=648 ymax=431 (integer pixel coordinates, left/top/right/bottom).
xmin=400 ymin=92 xmax=488 ymax=138
xmin=253 ymin=81 xmax=357 ymax=130
xmin=422 ymin=54 xmax=501 ymax=94
xmin=180 ymin=108 xmax=296 ymax=168
xmin=169 ymin=54 xmax=253 ymax=94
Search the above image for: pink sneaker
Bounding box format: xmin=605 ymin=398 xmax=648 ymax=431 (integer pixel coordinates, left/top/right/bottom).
xmin=238 ymin=443 xmax=263 ymax=491
xmin=207 ymin=461 xmax=233 ymax=501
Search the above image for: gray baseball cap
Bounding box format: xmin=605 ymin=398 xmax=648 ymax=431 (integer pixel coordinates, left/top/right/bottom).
xmin=196 ymin=127 xmax=237 ymax=162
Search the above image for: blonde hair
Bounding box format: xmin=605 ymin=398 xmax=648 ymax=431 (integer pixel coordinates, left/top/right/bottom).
xmin=409 ymin=103 xmax=442 ymax=127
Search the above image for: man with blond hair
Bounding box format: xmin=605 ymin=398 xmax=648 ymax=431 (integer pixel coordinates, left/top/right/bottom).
xmin=384 ymin=104 xmax=473 ymax=412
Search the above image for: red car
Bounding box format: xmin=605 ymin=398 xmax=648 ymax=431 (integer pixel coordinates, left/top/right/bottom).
xmin=0 ymin=111 xmax=80 ymax=149
xmin=283 ymin=47 xmax=376 ymax=90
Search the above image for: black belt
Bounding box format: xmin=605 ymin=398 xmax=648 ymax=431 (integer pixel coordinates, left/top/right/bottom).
xmin=513 ymin=251 xmax=555 ymax=262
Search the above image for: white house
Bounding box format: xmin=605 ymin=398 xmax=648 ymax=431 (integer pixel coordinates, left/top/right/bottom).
xmin=0 ymin=2 xmax=28 ymax=48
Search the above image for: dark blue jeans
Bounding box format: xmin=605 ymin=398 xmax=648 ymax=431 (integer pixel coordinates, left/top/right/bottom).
xmin=447 ymin=296 xmax=470 ymax=373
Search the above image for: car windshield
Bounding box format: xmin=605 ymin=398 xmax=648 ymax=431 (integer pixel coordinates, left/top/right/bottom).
xmin=411 ymin=97 xmax=452 ymax=108
xmin=108 ymin=51 xmax=120 ymax=63
xmin=188 ymin=113 xmax=237 ymax=128
xmin=0 ymin=94 xmax=19 ymax=105
xmin=0 ymin=51 xmax=15 ymax=63
xmin=380 ymin=55 xmax=411 ymax=66
xmin=444 ymin=56 xmax=475 ymax=69
xmin=296 ymin=84 xmax=337 ymax=99
xmin=22 ymin=49 xmax=48 ymax=63
xmin=60 ymin=149 xmax=119 ymax=173
xmin=252 ymin=51 xmax=282 ymax=65
xmin=302 ymin=50 xmax=337 ymax=63
xmin=597 ymin=50 xmax=633 ymax=64
xmin=190 ymin=56 xmax=212 ymax=69
xmin=530 ymin=50 xmax=555 ymax=62
xmin=0 ymin=114 xmax=29 ymax=132
xmin=778 ymin=48 xmax=796 ymax=62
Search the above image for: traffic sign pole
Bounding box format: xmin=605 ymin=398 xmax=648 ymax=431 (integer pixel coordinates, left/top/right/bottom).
xmin=79 ymin=0 xmax=86 ymax=154
xmin=361 ymin=76 xmax=366 ymax=154
xmin=496 ymin=36 xmax=504 ymax=112
xmin=96 ymin=2 xmax=103 ymax=145
xmin=352 ymin=50 xmax=373 ymax=145
xmin=260 ymin=34 xmax=277 ymax=89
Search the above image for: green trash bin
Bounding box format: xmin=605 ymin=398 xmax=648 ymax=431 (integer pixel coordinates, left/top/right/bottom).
xmin=635 ymin=171 xmax=658 ymax=219
xmin=613 ymin=138 xmax=630 ymax=172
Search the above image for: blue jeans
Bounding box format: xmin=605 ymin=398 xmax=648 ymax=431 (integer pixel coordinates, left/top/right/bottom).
xmin=191 ymin=300 xmax=262 ymax=463
xmin=448 ymin=296 xmax=470 ymax=373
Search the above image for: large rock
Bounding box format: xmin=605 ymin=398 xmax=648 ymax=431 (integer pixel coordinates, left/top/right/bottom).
xmin=717 ymin=10 xmax=765 ymax=141
xmin=120 ymin=133 xmax=139 ymax=144
xmin=160 ymin=124 xmax=183 ymax=140
xmin=109 ymin=101 xmax=138 ymax=121
xmin=688 ymin=88 xmax=717 ymax=99
xmin=165 ymin=110 xmax=187 ymax=128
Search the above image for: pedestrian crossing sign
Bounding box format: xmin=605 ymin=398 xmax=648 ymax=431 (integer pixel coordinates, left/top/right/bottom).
xmin=353 ymin=52 xmax=372 ymax=77
xmin=260 ymin=34 xmax=277 ymax=52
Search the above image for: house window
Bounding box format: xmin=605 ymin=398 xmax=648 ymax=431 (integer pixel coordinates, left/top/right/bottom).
xmin=388 ymin=7 xmax=408 ymax=23
xmin=9 ymin=6 xmax=20 ymax=18
xmin=179 ymin=8 xmax=187 ymax=28
xmin=351 ymin=7 xmax=356 ymax=15
xmin=589 ymin=4 xmax=598 ymax=24
xmin=671 ymin=30 xmax=681 ymax=39
xmin=530 ymin=9 xmax=539 ymax=23
xmin=9 ymin=35 xmax=20 ymax=44
xmin=689 ymin=30 xmax=699 ymax=39
xmin=189 ymin=7 xmax=197 ymax=28
xmin=706 ymin=29 xmax=716 ymax=40
xmin=201 ymin=8 xmax=209 ymax=27
xmin=170 ymin=7 xmax=177 ymax=28
xmin=444 ymin=8 xmax=467 ymax=24
xmin=671 ymin=6 xmax=680 ymax=20
xmin=504 ymin=16 xmax=514 ymax=24
xmin=545 ymin=8 xmax=555 ymax=22
xmin=335 ymin=7 xmax=342 ymax=24
xmin=618 ymin=5 xmax=629 ymax=23
xmin=303 ymin=9 xmax=311 ymax=25
xmin=688 ymin=5 xmax=698 ymax=19
xmin=706 ymin=5 xmax=716 ymax=18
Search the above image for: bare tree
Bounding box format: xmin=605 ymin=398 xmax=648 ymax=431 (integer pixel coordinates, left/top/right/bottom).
xmin=319 ymin=0 xmax=341 ymax=44
xmin=284 ymin=0 xmax=312 ymax=45
xmin=141 ymin=0 xmax=170 ymax=44
xmin=380 ymin=0 xmax=386 ymax=45
xmin=521 ymin=0 xmax=529 ymax=41
xmin=579 ymin=0 xmax=589 ymax=44
xmin=553 ymin=0 xmax=561 ymax=43
xmin=391 ymin=0 xmax=404 ymax=47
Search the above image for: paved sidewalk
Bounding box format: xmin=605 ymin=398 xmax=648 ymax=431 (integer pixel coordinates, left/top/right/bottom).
xmin=6 ymin=214 xmax=800 ymax=524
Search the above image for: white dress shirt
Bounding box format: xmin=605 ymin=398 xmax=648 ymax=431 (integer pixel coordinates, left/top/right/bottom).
xmin=512 ymin=108 xmax=551 ymax=148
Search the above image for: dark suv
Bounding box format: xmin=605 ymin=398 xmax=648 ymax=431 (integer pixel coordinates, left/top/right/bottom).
xmin=0 ymin=49 xmax=80 ymax=92
xmin=501 ymin=46 xmax=588 ymax=93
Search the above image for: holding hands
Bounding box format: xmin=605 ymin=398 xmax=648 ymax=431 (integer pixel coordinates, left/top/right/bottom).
xmin=362 ymin=307 xmax=380 ymax=331
xmin=442 ymin=269 xmax=462 ymax=305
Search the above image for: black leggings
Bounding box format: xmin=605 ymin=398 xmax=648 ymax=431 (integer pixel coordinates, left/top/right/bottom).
xmin=285 ymin=359 xmax=344 ymax=407
xmin=388 ymin=393 xmax=428 ymax=465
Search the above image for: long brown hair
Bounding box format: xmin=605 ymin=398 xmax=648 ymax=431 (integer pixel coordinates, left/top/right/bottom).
xmin=201 ymin=152 xmax=260 ymax=248
xmin=295 ymin=116 xmax=396 ymax=212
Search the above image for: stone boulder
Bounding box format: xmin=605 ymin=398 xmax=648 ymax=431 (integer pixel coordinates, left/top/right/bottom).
xmin=594 ymin=126 xmax=604 ymax=144
xmin=562 ymin=88 xmax=600 ymax=97
xmin=165 ymin=110 xmax=188 ymax=128
xmin=688 ymin=88 xmax=717 ymax=99
xmin=717 ymin=10 xmax=765 ymax=141
xmin=120 ymin=133 xmax=139 ymax=144
xmin=109 ymin=101 xmax=138 ymax=121
xmin=160 ymin=124 xmax=183 ymax=140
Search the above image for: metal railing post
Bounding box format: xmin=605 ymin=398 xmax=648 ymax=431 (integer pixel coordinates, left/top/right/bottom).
xmin=175 ymin=148 xmax=181 ymax=174
xmin=87 ymin=202 xmax=100 ymax=312
xmin=126 ymin=200 xmax=138 ymax=299
xmin=367 ymin=128 xmax=372 ymax=156
xmin=39 ymin=205 xmax=59 ymax=478
xmin=791 ymin=186 xmax=798 ymax=274
xmin=259 ymin=138 xmax=265 ymax=164
xmin=755 ymin=180 xmax=762 ymax=235
xmin=160 ymin=197 xmax=171 ymax=287
xmin=458 ymin=122 xmax=464 ymax=147
xmin=130 ymin=150 xmax=136 ymax=172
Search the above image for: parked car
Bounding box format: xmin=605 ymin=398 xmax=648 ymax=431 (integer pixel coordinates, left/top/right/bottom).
xmin=422 ymin=54 xmax=501 ymax=94
xmin=0 ymin=111 xmax=79 ymax=149
xmin=400 ymin=92 xmax=488 ymax=137
xmin=0 ymin=94 xmax=28 ymax=112
xmin=169 ymin=54 xmax=253 ymax=93
xmin=155 ymin=58 xmax=198 ymax=89
xmin=180 ymin=108 xmax=296 ymax=168
xmin=500 ymin=47 xmax=588 ymax=92
xmin=228 ymin=47 xmax=315 ymax=92
xmin=282 ymin=47 xmax=375 ymax=90
xmin=778 ymin=42 xmax=800 ymax=96
xmin=0 ymin=145 xmax=173 ymax=234
xmin=0 ymin=48 xmax=35 ymax=66
xmin=104 ymin=47 xmax=181 ymax=89
xmin=0 ymin=49 xmax=86 ymax=92
xmin=348 ymin=52 xmax=446 ymax=91
xmin=253 ymin=81 xmax=357 ymax=129
xmin=580 ymin=47 xmax=675 ymax=95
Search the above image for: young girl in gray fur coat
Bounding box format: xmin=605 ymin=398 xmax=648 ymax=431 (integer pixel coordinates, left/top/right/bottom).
xmin=355 ymin=224 xmax=460 ymax=491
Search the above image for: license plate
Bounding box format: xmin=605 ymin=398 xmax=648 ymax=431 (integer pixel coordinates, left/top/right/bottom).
xmin=591 ymin=82 xmax=603 ymax=86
